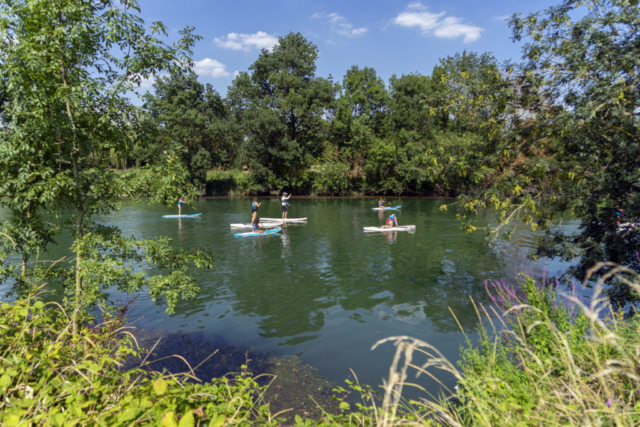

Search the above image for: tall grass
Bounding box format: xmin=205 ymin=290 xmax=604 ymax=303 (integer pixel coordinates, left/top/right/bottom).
xmin=342 ymin=263 xmax=640 ymax=426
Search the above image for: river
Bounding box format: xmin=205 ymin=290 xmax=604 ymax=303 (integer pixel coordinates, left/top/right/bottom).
xmin=0 ymin=197 xmax=579 ymax=398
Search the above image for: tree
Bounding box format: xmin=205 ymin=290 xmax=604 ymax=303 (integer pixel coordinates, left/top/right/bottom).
xmin=143 ymin=70 xmax=237 ymax=187
xmin=329 ymin=66 xmax=389 ymax=184
xmin=510 ymin=0 xmax=640 ymax=308
xmin=228 ymin=32 xmax=336 ymax=190
xmin=0 ymin=0 xmax=212 ymax=331
xmin=448 ymin=0 xmax=640 ymax=309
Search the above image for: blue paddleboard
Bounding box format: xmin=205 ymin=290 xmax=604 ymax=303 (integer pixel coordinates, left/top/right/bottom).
xmin=234 ymin=227 xmax=282 ymax=238
xmin=162 ymin=213 xmax=202 ymax=218
xmin=372 ymin=206 xmax=402 ymax=211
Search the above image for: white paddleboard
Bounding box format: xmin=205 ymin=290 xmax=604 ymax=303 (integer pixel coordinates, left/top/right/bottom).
xmin=162 ymin=213 xmax=202 ymax=218
xmin=260 ymin=218 xmax=307 ymax=222
xmin=363 ymin=225 xmax=416 ymax=232
xmin=230 ymin=222 xmax=283 ymax=229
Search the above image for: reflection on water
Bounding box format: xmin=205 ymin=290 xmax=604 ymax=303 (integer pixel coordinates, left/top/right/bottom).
xmin=0 ymin=198 xmax=579 ymax=396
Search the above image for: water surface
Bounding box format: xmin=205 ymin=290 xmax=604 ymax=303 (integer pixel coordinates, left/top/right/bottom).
xmin=0 ymin=198 xmax=578 ymax=396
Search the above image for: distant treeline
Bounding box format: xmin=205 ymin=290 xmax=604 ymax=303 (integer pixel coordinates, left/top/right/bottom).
xmin=120 ymin=38 xmax=505 ymax=197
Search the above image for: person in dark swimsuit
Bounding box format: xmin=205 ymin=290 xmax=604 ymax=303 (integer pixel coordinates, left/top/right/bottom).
xmin=252 ymin=216 xmax=266 ymax=234
xmin=178 ymin=196 xmax=186 ymax=215
xmin=378 ymin=198 xmax=386 ymax=207
xmin=251 ymin=197 xmax=261 ymax=222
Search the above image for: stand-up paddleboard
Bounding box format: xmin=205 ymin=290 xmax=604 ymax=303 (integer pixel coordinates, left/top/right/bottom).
xmin=234 ymin=228 xmax=282 ymax=238
xmin=260 ymin=218 xmax=307 ymax=222
xmin=618 ymin=222 xmax=639 ymax=230
xmin=230 ymin=222 xmax=282 ymax=229
xmin=363 ymin=225 xmax=416 ymax=232
xmin=162 ymin=213 xmax=202 ymax=218
xmin=372 ymin=206 xmax=402 ymax=211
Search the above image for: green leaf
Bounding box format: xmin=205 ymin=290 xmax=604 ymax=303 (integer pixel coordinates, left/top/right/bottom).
xmin=209 ymin=414 xmax=226 ymax=427
xmin=178 ymin=411 xmax=194 ymax=427
xmin=153 ymin=379 xmax=168 ymax=396
xmin=0 ymin=374 xmax=12 ymax=392
xmin=162 ymin=411 xmax=178 ymax=427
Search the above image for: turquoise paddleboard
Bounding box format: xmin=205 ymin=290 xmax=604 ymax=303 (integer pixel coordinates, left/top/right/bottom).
xmin=162 ymin=213 xmax=202 ymax=218
xmin=372 ymin=206 xmax=402 ymax=211
xmin=234 ymin=227 xmax=282 ymax=238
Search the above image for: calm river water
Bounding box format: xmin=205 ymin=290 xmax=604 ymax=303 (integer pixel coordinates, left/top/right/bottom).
xmin=0 ymin=198 xmax=578 ymax=397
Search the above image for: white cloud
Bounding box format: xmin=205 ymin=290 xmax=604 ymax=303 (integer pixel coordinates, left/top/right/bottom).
xmin=312 ymin=12 xmax=368 ymax=38
xmin=214 ymin=31 xmax=279 ymax=52
xmin=233 ymin=70 xmax=241 ymax=78
xmin=393 ymin=2 xmax=483 ymax=43
xmin=493 ymin=15 xmax=511 ymax=21
xmin=130 ymin=73 xmax=158 ymax=89
xmin=138 ymin=75 xmax=156 ymax=89
xmin=193 ymin=58 xmax=230 ymax=78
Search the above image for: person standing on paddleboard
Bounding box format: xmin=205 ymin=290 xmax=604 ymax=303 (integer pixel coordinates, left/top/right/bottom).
xmin=382 ymin=214 xmax=398 ymax=228
xmin=281 ymin=192 xmax=291 ymax=219
xmin=251 ymin=197 xmax=261 ymax=222
xmin=378 ymin=198 xmax=386 ymax=207
xmin=178 ymin=196 xmax=186 ymax=215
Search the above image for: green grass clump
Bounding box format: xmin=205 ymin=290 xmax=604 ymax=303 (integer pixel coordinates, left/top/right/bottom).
xmin=379 ymin=263 xmax=640 ymax=426
xmin=0 ymin=294 xmax=279 ymax=426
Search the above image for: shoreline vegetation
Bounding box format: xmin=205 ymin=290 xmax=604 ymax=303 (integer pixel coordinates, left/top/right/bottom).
xmin=2 ymin=267 xmax=640 ymax=426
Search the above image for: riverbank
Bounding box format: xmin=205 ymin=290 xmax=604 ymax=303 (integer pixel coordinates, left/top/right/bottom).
xmin=2 ymin=270 xmax=639 ymax=425
xmin=122 ymin=328 xmax=340 ymax=420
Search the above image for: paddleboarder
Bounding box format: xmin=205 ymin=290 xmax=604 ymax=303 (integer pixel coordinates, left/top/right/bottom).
xmin=382 ymin=214 xmax=398 ymax=229
xmin=378 ymin=198 xmax=386 ymax=207
xmin=281 ymin=192 xmax=291 ymax=219
xmin=252 ymin=216 xmax=267 ymax=234
xmin=178 ymin=196 xmax=186 ymax=215
xmin=251 ymin=197 xmax=261 ymax=222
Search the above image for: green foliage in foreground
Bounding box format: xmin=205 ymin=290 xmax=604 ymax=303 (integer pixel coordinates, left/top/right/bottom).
xmin=0 ymin=296 xmax=276 ymax=426
xmin=452 ymin=267 xmax=640 ymax=425
xmin=4 ymin=267 xmax=640 ymax=426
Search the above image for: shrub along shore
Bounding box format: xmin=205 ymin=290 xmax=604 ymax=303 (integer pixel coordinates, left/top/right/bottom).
xmin=2 ymin=266 xmax=639 ymax=426
xmin=203 ymin=170 xmax=459 ymax=197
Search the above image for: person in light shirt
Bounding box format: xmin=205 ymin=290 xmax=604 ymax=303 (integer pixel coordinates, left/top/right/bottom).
xmin=281 ymin=192 xmax=291 ymax=219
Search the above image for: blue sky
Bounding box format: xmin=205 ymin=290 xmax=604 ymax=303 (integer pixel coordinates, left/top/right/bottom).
xmin=136 ymin=0 xmax=561 ymax=96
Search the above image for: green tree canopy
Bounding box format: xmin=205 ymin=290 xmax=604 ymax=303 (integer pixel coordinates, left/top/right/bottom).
xmin=0 ymin=0 xmax=211 ymax=330
xmin=143 ymin=70 xmax=237 ymax=187
xmin=228 ymin=32 xmax=336 ymax=190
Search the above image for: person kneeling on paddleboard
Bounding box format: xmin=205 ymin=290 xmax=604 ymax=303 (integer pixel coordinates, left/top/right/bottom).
xmin=178 ymin=196 xmax=186 ymax=215
xmin=252 ymin=217 xmax=266 ymax=234
xmin=382 ymin=214 xmax=398 ymax=228
xmin=281 ymin=192 xmax=291 ymax=219
xmin=251 ymin=197 xmax=261 ymax=222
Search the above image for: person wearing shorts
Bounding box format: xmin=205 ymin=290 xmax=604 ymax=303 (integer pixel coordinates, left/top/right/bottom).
xmin=281 ymin=192 xmax=291 ymax=219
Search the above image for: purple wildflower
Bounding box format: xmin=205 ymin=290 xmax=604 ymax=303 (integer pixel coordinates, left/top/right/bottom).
xmin=606 ymin=399 xmax=612 ymax=408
